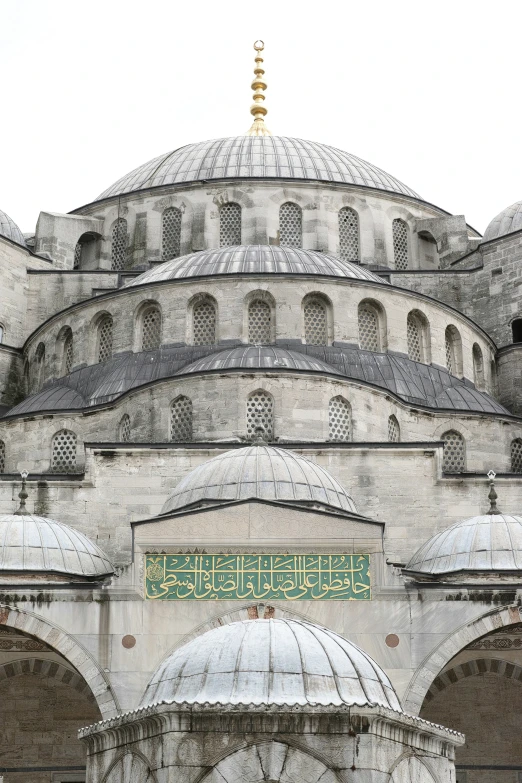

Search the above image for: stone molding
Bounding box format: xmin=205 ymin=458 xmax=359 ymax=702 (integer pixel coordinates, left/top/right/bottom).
xmin=424 ymin=656 xmax=522 ymax=704
xmin=0 ymin=656 xmax=95 ymax=699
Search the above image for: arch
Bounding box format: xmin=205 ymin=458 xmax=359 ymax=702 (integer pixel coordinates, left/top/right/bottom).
xmin=511 ymin=438 xmax=522 ymax=473
xmin=34 ymin=341 xmax=46 ymax=390
xmin=244 ymin=290 xmax=276 ymax=344
xmin=140 ymin=304 xmax=162 ymax=350
xmin=403 ymin=603 xmax=522 ymax=714
xmin=444 ymin=324 xmax=463 ymax=376
xmin=328 ymin=396 xmax=352 ymax=441
xmin=161 ymin=206 xmax=182 ymax=261
xmin=219 ymin=202 xmax=242 ymax=246
xmin=389 ymin=754 xmax=438 ymax=783
xmin=0 ymin=657 xmax=95 ymax=700
xmin=57 ymin=325 xmax=74 ymax=376
xmin=388 ymin=414 xmax=400 ymax=442
xmin=423 ymin=657 xmax=522 ymax=705
xmin=97 ymin=314 xmax=113 ymax=363
xmin=246 ymin=389 xmax=274 ymax=441
xmin=512 ymin=318 xmax=522 ymax=344
xmin=407 ymin=309 xmax=430 ymax=363
xmin=472 ymin=343 xmax=484 ymax=389
xmin=170 ymin=395 xmax=193 ymax=442
xmin=101 ymin=750 xmax=157 ymax=783
xmin=0 ymin=439 xmax=5 ymax=473
xmin=302 ymin=293 xmax=331 ymax=346
xmin=111 ymin=217 xmax=128 ymax=270
xmin=338 ymin=206 xmax=359 ymax=261
xmin=441 ymin=429 xmax=465 ymax=473
xmin=118 ymin=414 xmax=131 ymax=442
xmin=51 ymin=429 xmax=78 ymax=473
xmin=0 ymin=603 xmax=119 ymax=717
xmin=191 ymin=295 xmax=217 ymax=345
xmin=358 ymin=299 xmax=386 ymax=352
xmin=392 ymin=218 xmax=409 ymax=269
xmin=279 ymin=201 xmax=302 ymax=246
xmin=74 ymin=231 xmax=102 ymax=270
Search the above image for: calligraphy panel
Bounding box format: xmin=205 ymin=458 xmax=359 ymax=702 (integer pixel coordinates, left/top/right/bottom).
xmin=145 ymin=554 xmax=371 ymax=600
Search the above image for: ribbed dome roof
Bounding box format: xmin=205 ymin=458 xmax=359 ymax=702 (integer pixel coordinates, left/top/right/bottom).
xmin=404 ymin=513 xmax=522 ymax=577
xmin=97 ymin=136 xmax=420 ymax=201
xmin=0 ymin=209 xmax=26 ymax=246
xmin=161 ymin=444 xmax=357 ymax=515
xmin=483 ymin=200 xmax=522 ymax=242
xmin=178 ymin=346 xmax=341 ymax=376
xmin=141 ymin=618 xmax=401 ymax=710
xmin=0 ymin=513 xmax=114 ymax=578
xmin=125 ymin=245 xmax=388 ymax=287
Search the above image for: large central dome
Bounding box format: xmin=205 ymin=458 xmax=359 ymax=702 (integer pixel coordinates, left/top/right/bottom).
xmin=96 ymin=136 xmax=420 ymax=201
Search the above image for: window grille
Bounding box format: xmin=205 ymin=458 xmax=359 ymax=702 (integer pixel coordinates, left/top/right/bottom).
xmin=279 ymin=202 xmax=302 ymax=246
xmin=246 ymin=391 xmax=273 ymax=440
xmin=97 ymin=317 xmax=113 ymax=363
xmin=304 ymin=298 xmax=327 ymax=345
xmin=0 ymin=440 xmax=5 ymax=473
xmin=170 ymin=396 xmax=193 ymax=442
xmin=393 ymin=219 xmax=409 ymax=269
xmin=358 ymin=307 xmax=379 ymax=352
xmin=388 ymin=415 xmax=400 ymax=442
xmin=118 ymin=415 xmax=131 ymax=442
xmin=473 ymin=344 xmax=484 ymax=387
xmin=407 ymin=314 xmax=422 ymax=362
xmin=219 ymin=203 xmax=241 ymax=246
xmin=328 ymin=396 xmax=352 ymax=441
xmin=339 ymin=207 xmax=359 ymax=261
xmin=73 ymin=242 xmax=82 ymax=269
xmin=248 ymin=300 xmax=271 ymax=343
xmin=111 ymin=218 xmax=128 ymax=271
xmin=442 ymin=430 xmax=465 ymax=473
xmin=511 ymin=439 xmax=522 ymax=474
xmin=63 ymin=332 xmax=73 ymax=375
xmin=193 ymin=300 xmax=216 ymax=345
xmin=162 ymin=207 xmax=181 ymax=261
xmin=51 ymin=430 xmax=78 ymax=473
xmin=141 ymin=308 xmax=161 ymax=350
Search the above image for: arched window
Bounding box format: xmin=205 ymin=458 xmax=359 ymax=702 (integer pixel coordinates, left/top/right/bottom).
xmin=328 ymin=396 xmax=352 ymax=441
xmin=97 ymin=316 xmax=113 ymax=363
xmin=62 ymin=328 xmax=73 ymax=375
xmin=246 ymin=390 xmax=273 ymax=441
xmin=118 ymin=414 xmax=131 ymax=442
xmin=445 ymin=325 xmax=462 ymax=376
xmin=111 ymin=218 xmax=128 ymax=271
xmin=248 ymin=299 xmax=272 ymax=343
xmin=339 ymin=207 xmax=359 ymax=261
xmin=141 ymin=306 xmax=162 ymax=350
xmin=358 ymin=302 xmax=382 ymax=352
xmin=512 ymin=319 xmax=522 ymax=344
xmin=511 ymin=439 xmax=522 ymax=473
xmin=34 ymin=342 xmax=46 ymax=390
xmin=393 ymin=218 xmax=409 ymax=269
xmin=442 ymin=430 xmax=465 ymax=473
xmin=0 ymin=440 xmax=5 ymax=473
xmin=472 ymin=343 xmax=484 ymax=388
xmin=170 ymin=396 xmax=193 ymax=442
xmin=219 ymin=203 xmax=241 ymax=246
xmin=388 ymin=415 xmax=400 ymax=442
xmin=193 ymin=298 xmax=216 ymax=345
xmin=407 ymin=311 xmax=428 ymax=363
xmin=73 ymin=241 xmax=82 ymax=269
xmin=162 ymin=207 xmax=182 ymax=261
xmin=51 ymin=430 xmax=78 ymax=473
xmin=0 ymin=324 xmax=4 ymax=344
xmin=303 ymin=296 xmax=328 ymax=345
xmin=279 ymin=202 xmax=302 ymax=246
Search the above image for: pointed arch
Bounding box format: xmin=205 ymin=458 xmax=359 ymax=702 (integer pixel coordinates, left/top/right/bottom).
xmin=33 ymin=342 xmax=46 ymax=391
xmin=140 ymin=304 xmax=162 ymax=350
xmin=51 ymin=429 xmax=78 ymax=473
xmin=246 ymin=389 xmax=274 ymax=441
xmin=97 ymin=315 xmax=113 ymax=363
xmin=111 ymin=217 xmax=128 ymax=270
xmin=302 ymin=293 xmax=331 ymax=346
xmin=219 ymin=202 xmax=241 ymax=246
xmin=445 ymin=325 xmax=462 ymax=376
xmin=441 ymin=430 xmax=465 ymax=473
xmin=393 ymin=218 xmax=409 ymax=269
xmin=170 ymin=395 xmax=193 ymax=442
xmin=161 ymin=206 xmax=182 ymax=260
xmin=328 ymin=396 xmax=352 ymax=441
xmin=118 ymin=414 xmax=131 ymax=442
xmin=388 ymin=415 xmax=400 ymax=442
xmin=191 ymin=295 xmax=217 ymax=345
xmin=279 ymin=201 xmax=302 ymax=246
xmin=472 ymin=343 xmax=484 ymax=389
xmin=358 ymin=299 xmax=386 ymax=352
xmin=407 ymin=310 xmax=430 ymax=363
xmin=338 ymin=206 xmax=359 ymax=261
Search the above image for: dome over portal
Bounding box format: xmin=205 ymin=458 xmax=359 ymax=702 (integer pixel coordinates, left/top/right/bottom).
xmin=483 ymin=200 xmax=522 ymax=242
xmin=0 ymin=208 xmax=26 ymax=246
xmin=141 ymin=618 xmax=402 ymax=710
xmin=161 ymin=444 xmax=357 ymax=515
xmin=177 ymin=345 xmax=342 ymax=376
xmin=96 ymin=136 xmax=420 ymax=202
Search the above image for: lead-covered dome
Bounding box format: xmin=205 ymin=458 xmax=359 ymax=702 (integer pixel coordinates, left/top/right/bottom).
xmin=0 ymin=209 xmax=26 ymax=246
xmin=125 ymin=245 xmax=388 ymax=287
xmin=0 ymin=513 xmax=114 ymax=579
xmin=483 ymin=200 xmax=522 ymax=242
xmin=141 ymin=618 xmax=401 ymax=710
xmin=161 ymin=444 xmax=357 ymax=515
xmin=97 ymin=136 xmax=420 ymax=201
xmin=178 ymin=345 xmax=341 ymax=376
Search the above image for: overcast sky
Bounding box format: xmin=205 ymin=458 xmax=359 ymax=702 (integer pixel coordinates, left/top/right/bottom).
xmin=1 ymin=0 xmax=521 ymax=235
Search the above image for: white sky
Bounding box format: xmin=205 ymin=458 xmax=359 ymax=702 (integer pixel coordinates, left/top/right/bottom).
xmin=1 ymin=0 xmax=521 ymax=235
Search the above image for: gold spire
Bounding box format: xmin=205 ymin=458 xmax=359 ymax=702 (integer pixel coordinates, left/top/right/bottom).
xmin=246 ymin=40 xmax=272 ymax=137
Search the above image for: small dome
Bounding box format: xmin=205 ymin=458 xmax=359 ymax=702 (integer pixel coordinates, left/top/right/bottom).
xmin=141 ymin=618 xmax=401 ymax=710
xmin=404 ymin=513 xmax=522 ymax=578
xmin=177 ymin=346 xmax=342 ymax=376
xmin=0 ymin=513 xmax=114 ymax=578
xmin=483 ymin=200 xmax=522 ymax=242
xmin=161 ymin=444 xmax=357 ymax=515
xmin=97 ymin=136 xmax=420 ymax=201
xmin=0 ymin=209 xmax=26 ymax=246
xmin=125 ymin=245 xmax=388 ymax=287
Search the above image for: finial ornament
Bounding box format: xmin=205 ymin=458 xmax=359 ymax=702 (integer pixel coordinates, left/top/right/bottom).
xmin=246 ymin=40 xmax=272 ymax=137
xmin=487 ymin=470 xmax=500 ymax=515
xmin=14 ymin=470 xmax=29 ymax=516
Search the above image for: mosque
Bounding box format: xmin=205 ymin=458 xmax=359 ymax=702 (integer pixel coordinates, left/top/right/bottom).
xmin=1 ymin=40 xmax=522 ymax=783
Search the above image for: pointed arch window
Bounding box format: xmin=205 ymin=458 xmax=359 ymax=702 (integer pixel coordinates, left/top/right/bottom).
xmin=170 ymin=396 xmax=193 ymax=442
xmin=393 ymin=218 xmax=409 ymax=269
xmin=407 ymin=311 xmax=428 ymax=363
xmin=303 ymin=296 xmax=328 ymax=345
xmin=73 ymin=241 xmax=82 ymax=269
xmin=472 ymin=343 xmax=484 ymax=388
xmin=445 ymin=325 xmax=462 ymax=376
xmin=111 ymin=217 xmax=128 ymax=270
xmin=511 ymin=439 xmax=522 ymax=474
xmin=246 ymin=391 xmax=273 ymax=441
xmin=141 ymin=306 xmax=162 ymax=350
xmin=193 ymin=298 xmax=216 ymax=345
xmin=388 ymin=415 xmax=400 ymax=442
xmin=118 ymin=414 xmax=131 ymax=442
xmin=0 ymin=440 xmax=5 ymax=473
xmin=248 ymin=299 xmax=272 ymax=343
xmin=62 ymin=328 xmax=73 ymax=375
xmin=279 ymin=202 xmax=302 ymax=246
xmin=339 ymin=207 xmax=359 ymax=261
xmin=358 ymin=303 xmax=381 ymax=352
xmin=442 ymin=430 xmax=465 ymax=473
xmin=34 ymin=342 xmax=46 ymax=390
xmin=162 ymin=207 xmax=182 ymax=261
xmin=51 ymin=430 xmax=78 ymax=473
xmin=219 ymin=203 xmax=241 ymax=246
xmin=97 ymin=316 xmax=113 ymax=363
xmin=329 ymin=396 xmax=352 ymax=441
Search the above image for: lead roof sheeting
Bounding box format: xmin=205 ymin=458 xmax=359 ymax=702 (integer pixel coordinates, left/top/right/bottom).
xmin=0 ymin=208 xmax=26 ymax=246
xmin=483 ymin=200 xmax=522 ymax=241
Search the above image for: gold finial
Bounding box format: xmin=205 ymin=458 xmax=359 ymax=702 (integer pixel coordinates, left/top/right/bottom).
xmin=246 ymin=40 xmax=272 ymax=137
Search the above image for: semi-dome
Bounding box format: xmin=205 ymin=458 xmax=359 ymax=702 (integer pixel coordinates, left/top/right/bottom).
xmin=125 ymin=245 xmax=388 ymax=287
xmin=404 ymin=513 xmax=522 ymax=579
xmin=141 ymin=618 xmax=401 ymax=710
xmin=177 ymin=345 xmax=342 ymax=376
xmin=97 ymin=136 xmax=420 ymax=201
xmin=0 ymin=208 xmax=26 ymax=246
xmin=0 ymin=513 xmax=114 ymax=578
xmin=161 ymin=444 xmax=357 ymax=515
xmin=483 ymin=200 xmax=522 ymax=242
